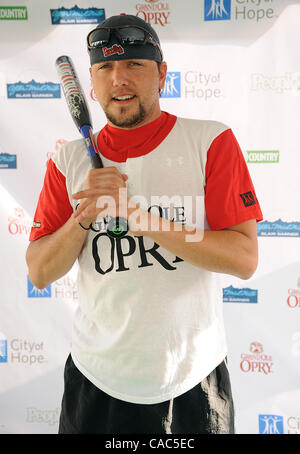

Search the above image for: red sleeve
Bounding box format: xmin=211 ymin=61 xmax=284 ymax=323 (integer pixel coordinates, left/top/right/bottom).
xmin=204 ymin=128 xmax=263 ymax=230
xmin=29 ymin=158 xmax=73 ymax=241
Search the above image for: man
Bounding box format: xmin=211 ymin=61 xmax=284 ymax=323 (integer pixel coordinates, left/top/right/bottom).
xmin=26 ymin=14 xmax=262 ymax=434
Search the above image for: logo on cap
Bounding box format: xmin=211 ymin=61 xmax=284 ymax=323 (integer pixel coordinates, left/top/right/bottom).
xmin=103 ymin=45 xmax=125 ymax=58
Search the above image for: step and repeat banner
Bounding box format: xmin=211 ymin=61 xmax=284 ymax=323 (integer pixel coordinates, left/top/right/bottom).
xmin=0 ymin=0 xmax=300 ymax=435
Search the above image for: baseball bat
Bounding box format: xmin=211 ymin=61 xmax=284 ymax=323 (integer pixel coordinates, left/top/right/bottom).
xmin=55 ymin=55 xmax=128 ymax=239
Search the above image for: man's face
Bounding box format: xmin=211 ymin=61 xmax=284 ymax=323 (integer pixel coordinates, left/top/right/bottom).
xmin=90 ymin=59 xmax=167 ymax=129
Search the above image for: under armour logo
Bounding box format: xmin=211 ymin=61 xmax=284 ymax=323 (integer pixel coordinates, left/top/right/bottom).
xmin=166 ymin=156 xmax=184 ymax=167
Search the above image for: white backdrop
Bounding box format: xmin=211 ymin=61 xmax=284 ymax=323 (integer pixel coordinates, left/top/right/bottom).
xmin=0 ymin=0 xmax=300 ymax=435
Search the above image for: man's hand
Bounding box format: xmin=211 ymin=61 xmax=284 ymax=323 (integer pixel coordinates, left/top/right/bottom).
xmin=72 ymin=166 xmax=128 ymax=226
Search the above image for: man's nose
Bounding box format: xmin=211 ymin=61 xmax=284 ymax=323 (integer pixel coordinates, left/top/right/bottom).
xmin=111 ymin=64 xmax=130 ymax=87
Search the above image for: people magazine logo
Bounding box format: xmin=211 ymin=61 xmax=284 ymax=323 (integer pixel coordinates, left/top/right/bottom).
xmin=8 ymin=208 xmax=32 ymax=236
xmin=50 ymin=5 xmax=105 ymax=25
xmin=223 ymin=285 xmax=258 ymax=303
xmin=136 ymin=0 xmax=171 ymax=27
xmin=250 ymin=72 xmax=300 ymax=96
xmin=0 ymin=6 xmax=28 ymax=20
xmin=7 ymin=80 xmax=61 ymax=99
xmin=257 ymin=219 xmax=300 ymax=237
xmin=26 ymin=407 xmax=60 ymax=428
xmin=287 ymin=278 xmax=300 ymax=310
xmin=240 ymin=342 xmax=273 ymax=375
xmin=204 ymin=0 xmax=277 ymax=23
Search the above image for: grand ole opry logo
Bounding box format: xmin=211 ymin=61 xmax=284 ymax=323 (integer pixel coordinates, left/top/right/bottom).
xmin=240 ymin=342 xmax=273 ymax=375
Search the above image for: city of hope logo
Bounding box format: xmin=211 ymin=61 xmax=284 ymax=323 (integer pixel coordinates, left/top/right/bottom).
xmin=27 ymin=275 xmax=78 ymax=300
xmin=27 ymin=276 xmax=51 ymax=298
xmin=161 ymin=72 xmax=181 ymax=98
xmin=259 ymin=415 xmax=284 ymax=434
xmin=204 ymin=0 xmax=231 ymax=21
xmin=0 ymin=333 xmax=8 ymax=363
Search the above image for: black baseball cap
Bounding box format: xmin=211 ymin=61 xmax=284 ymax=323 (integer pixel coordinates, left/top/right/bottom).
xmin=87 ymin=14 xmax=163 ymax=65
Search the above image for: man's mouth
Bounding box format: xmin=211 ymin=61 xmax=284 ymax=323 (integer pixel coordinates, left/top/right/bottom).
xmin=112 ymin=95 xmax=136 ymax=103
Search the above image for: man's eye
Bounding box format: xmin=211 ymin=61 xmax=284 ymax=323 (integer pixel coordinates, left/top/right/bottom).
xmin=98 ymin=64 xmax=110 ymax=70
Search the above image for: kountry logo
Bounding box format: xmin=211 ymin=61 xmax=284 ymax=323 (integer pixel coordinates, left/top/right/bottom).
xmin=245 ymin=150 xmax=280 ymax=164
xmin=0 ymin=6 xmax=27 ymax=20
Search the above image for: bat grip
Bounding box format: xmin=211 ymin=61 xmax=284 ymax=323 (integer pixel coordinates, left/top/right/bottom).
xmin=80 ymin=124 xmax=102 ymax=167
xmin=80 ymin=124 xmax=129 ymax=239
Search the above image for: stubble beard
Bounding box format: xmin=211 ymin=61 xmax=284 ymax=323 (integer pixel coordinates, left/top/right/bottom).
xmin=104 ymin=98 xmax=152 ymax=129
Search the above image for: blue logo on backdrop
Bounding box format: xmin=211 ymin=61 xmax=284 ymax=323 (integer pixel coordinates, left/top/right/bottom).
xmin=259 ymin=415 xmax=284 ymax=434
xmin=7 ymin=80 xmax=61 ymax=99
xmin=257 ymin=219 xmax=300 ymax=237
xmin=204 ymin=0 xmax=231 ymax=21
xmin=223 ymin=285 xmax=258 ymax=303
xmin=50 ymin=5 xmax=105 ymax=25
xmin=161 ymin=72 xmax=181 ymax=98
xmin=0 ymin=153 xmax=17 ymax=169
xmin=27 ymin=276 xmax=51 ymax=298
xmin=0 ymin=339 xmax=8 ymax=363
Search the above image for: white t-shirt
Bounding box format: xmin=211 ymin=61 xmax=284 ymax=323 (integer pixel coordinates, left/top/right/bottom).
xmin=30 ymin=114 xmax=262 ymax=404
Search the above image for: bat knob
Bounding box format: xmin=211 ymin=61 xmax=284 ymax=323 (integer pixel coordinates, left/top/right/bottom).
xmin=106 ymin=217 xmax=129 ymax=238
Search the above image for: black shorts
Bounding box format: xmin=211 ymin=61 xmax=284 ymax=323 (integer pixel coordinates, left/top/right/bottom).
xmin=58 ymin=354 xmax=235 ymax=434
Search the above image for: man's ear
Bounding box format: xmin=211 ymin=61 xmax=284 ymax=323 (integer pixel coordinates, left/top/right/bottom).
xmin=159 ymin=61 xmax=167 ymax=92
